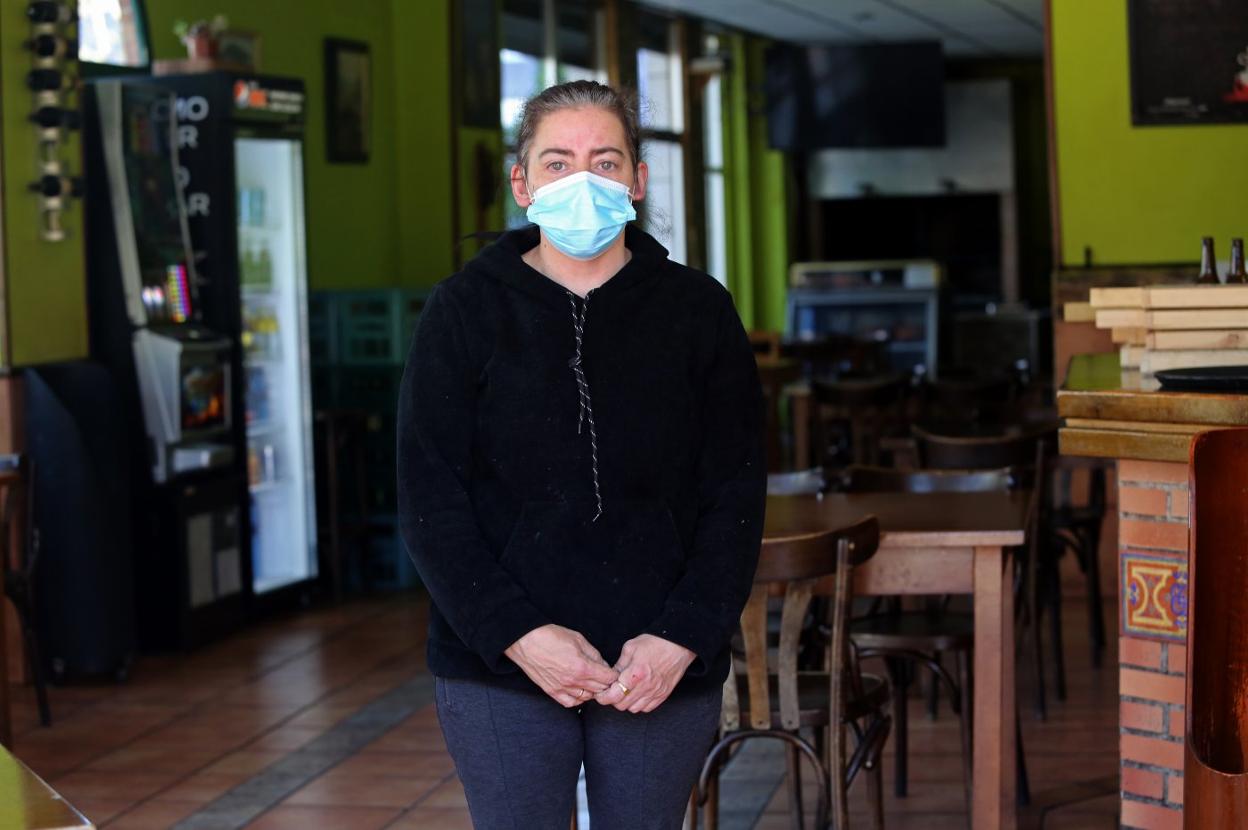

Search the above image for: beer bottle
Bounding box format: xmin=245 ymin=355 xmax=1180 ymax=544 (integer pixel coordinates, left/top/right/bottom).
xmin=1229 ymin=238 xmax=1248 ymax=284
xmin=1197 ymin=237 xmax=1221 ymax=284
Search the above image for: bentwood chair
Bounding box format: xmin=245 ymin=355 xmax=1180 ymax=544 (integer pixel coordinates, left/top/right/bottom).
xmin=812 ymin=373 xmax=911 ymax=469
xmin=831 ymin=465 xmax=1021 ymax=815
xmin=695 ymin=517 xmax=891 ymax=830
xmin=911 ymin=425 xmax=1057 ymax=722
xmin=0 ymin=454 xmax=51 ymax=728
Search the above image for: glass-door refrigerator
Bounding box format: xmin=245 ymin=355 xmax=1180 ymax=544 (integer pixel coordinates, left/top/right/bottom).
xmin=149 ymin=73 xmax=318 ymax=605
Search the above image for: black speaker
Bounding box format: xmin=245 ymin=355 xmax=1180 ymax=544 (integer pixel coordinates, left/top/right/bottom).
xmin=25 ymin=362 xmax=136 ymax=681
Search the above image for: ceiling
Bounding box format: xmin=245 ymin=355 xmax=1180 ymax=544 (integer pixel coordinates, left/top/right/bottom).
xmin=633 ymin=0 xmax=1045 ymax=57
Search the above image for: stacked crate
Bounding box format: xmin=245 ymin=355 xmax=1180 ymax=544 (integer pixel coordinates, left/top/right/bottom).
xmin=1088 ymin=285 xmax=1248 ymax=381
xmin=309 ymin=288 xmax=431 ymax=591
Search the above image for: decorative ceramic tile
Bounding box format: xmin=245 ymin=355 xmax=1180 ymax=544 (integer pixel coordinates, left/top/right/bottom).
xmin=1122 ymin=551 xmax=1188 ymax=642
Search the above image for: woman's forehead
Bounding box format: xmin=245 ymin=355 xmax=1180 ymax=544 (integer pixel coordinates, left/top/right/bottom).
xmin=533 ymin=107 xmax=626 ymax=148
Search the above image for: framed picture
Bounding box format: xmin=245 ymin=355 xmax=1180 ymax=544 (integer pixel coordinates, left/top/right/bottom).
xmin=216 ymin=30 xmax=261 ymax=69
xmin=1129 ymin=0 xmax=1248 ymax=126
xmin=325 ymin=38 xmax=371 ymax=163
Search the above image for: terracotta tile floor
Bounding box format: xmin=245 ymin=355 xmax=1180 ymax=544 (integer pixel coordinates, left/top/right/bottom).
xmin=5 ymin=569 xmax=1119 ymax=829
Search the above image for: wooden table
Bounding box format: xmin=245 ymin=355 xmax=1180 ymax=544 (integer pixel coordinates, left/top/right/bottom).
xmin=765 ymin=491 xmax=1028 ymax=830
xmin=0 ymin=743 xmax=93 ymax=828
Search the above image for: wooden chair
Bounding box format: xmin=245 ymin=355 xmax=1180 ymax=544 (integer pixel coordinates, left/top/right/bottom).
xmin=313 ymin=409 xmax=393 ymax=600
xmin=749 ymin=330 xmax=782 ymax=360
xmin=911 ymin=425 xmax=1056 ymax=723
xmin=757 ymin=359 xmax=803 ymax=473
xmin=1186 ymin=428 xmax=1248 ymax=827
xmin=812 ymin=374 xmax=911 ymax=469
xmin=830 ymin=466 xmax=1022 ymax=815
xmin=781 ymin=334 xmax=887 ymax=380
xmin=1048 ymin=456 xmax=1109 ymax=670
xmin=0 ymin=454 xmax=51 ymax=728
xmin=918 ymin=372 xmax=1017 ymax=425
xmin=695 ymin=517 xmax=891 ymax=830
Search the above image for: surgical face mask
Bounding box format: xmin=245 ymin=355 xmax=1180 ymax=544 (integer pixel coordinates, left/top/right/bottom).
xmin=525 ymin=170 xmax=637 ymax=260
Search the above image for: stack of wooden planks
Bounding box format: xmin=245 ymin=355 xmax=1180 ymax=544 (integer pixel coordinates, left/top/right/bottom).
xmin=1087 ymin=285 xmax=1248 ymax=378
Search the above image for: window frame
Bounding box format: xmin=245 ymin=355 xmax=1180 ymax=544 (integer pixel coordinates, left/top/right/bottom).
xmin=77 ymin=0 xmax=153 ymax=78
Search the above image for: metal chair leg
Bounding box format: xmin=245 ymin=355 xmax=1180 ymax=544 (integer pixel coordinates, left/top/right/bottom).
xmin=957 ymin=650 xmax=974 ymax=823
xmin=927 ymin=650 xmax=942 ymax=719
xmin=1083 ymin=524 xmax=1107 ymax=669
xmin=21 ymin=618 xmax=51 ymax=727
xmin=1017 ymin=712 xmax=1031 ymax=807
xmin=1047 ymin=555 xmax=1068 ymax=702
xmin=887 ymin=658 xmax=910 ymax=797
xmin=785 ymin=742 xmax=804 ymax=830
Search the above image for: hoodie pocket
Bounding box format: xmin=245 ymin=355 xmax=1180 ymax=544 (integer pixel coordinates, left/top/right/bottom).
xmin=497 ymin=499 xmax=686 ymax=650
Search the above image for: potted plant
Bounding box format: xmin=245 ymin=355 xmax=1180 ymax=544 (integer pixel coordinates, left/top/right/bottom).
xmin=173 ymin=15 xmax=229 ymax=60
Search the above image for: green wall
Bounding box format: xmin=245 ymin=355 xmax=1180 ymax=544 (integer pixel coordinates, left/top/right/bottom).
xmin=148 ymin=1 xmax=457 ymax=287
xmin=148 ymin=0 xmax=419 ymax=290
xmin=722 ymin=33 xmax=788 ymax=332
xmin=0 ymin=0 xmax=89 ymax=367
xmin=394 ymin=0 xmax=455 ymax=284
xmin=1051 ymin=0 xmax=1248 ymax=266
xmin=0 ymin=0 xmax=455 ymax=371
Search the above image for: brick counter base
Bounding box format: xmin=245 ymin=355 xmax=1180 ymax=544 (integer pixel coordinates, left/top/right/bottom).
xmin=1117 ymin=460 xmax=1189 ymax=830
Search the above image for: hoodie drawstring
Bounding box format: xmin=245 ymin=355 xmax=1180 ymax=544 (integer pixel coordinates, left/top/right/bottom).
xmin=567 ymin=291 xmax=603 ymax=522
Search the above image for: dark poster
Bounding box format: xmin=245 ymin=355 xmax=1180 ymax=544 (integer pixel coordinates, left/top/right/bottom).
xmin=1128 ymin=0 xmax=1248 ymax=125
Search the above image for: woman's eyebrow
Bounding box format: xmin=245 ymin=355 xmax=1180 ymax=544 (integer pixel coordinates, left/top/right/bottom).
xmin=536 ymin=147 xmax=623 ymax=158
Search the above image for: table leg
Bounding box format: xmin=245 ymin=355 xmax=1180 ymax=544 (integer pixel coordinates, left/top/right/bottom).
xmin=791 ymin=392 xmax=810 ymax=470
xmin=973 ymin=545 xmax=1016 ymax=830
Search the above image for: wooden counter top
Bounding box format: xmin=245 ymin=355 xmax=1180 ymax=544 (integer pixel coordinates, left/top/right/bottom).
xmin=0 ymin=744 xmax=93 ymax=829
xmin=1058 ymin=352 xmax=1248 ymax=461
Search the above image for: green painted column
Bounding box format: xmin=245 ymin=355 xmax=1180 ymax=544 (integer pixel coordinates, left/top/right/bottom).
xmin=745 ymin=38 xmax=789 ymax=335
xmin=723 ymin=33 xmax=756 ymax=328
xmin=720 ymin=33 xmax=789 ymax=333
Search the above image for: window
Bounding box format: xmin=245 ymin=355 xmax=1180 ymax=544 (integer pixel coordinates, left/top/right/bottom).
xmin=701 ymin=36 xmax=727 ymax=285
xmin=636 ymin=13 xmax=686 ymax=264
xmin=500 ymin=0 xmax=606 ymax=229
xmin=78 ymin=0 xmax=148 ymax=67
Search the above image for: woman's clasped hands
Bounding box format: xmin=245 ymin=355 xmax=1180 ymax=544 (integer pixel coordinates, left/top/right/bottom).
xmin=505 ymin=626 xmax=696 ymax=713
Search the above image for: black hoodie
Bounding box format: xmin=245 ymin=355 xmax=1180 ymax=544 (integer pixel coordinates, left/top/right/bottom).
xmin=397 ymin=224 xmax=766 ymax=696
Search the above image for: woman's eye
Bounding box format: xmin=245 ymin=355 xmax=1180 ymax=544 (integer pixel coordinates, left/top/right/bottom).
xmin=599 ymin=161 xmax=616 ymax=171
xmin=548 ymin=161 xmax=566 ymax=172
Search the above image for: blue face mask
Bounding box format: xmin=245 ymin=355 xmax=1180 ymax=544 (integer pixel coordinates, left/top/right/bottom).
xmin=526 ymin=170 xmax=637 ymax=260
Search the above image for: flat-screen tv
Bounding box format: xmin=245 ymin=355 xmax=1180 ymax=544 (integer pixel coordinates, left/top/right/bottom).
xmin=765 ymin=41 xmax=946 ymax=150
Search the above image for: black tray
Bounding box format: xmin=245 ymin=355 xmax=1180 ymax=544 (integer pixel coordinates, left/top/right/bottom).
xmin=1155 ymin=366 xmax=1248 ymax=393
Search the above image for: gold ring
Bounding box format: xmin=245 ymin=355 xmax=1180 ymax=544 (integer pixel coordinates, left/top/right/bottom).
xmin=617 ymin=680 xmax=630 ymax=696
xmin=576 ymin=688 xmax=586 ymax=698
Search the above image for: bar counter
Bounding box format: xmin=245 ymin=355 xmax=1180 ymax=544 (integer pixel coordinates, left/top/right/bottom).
xmin=1058 ymin=351 xmax=1248 ymax=828
xmin=1058 ymin=352 xmax=1248 ymax=462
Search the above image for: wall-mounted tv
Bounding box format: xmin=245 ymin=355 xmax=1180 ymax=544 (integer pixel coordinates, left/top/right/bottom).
xmin=765 ymin=41 xmax=946 ymax=150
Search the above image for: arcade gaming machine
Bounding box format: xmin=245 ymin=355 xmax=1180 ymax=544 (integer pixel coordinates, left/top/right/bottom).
xmin=84 ymin=79 xmax=246 ymax=649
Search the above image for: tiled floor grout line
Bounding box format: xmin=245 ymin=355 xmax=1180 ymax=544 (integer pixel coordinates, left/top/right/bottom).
xmin=53 ymin=600 xmax=404 ymax=761
xmin=23 ymin=599 xmax=411 ymax=823
xmin=169 ymin=673 xmax=437 ymax=829
xmin=15 ymin=599 xmax=403 ymax=742
xmin=359 ymin=769 xmax=461 ymax=829
xmin=103 ymin=639 xmax=426 ymax=826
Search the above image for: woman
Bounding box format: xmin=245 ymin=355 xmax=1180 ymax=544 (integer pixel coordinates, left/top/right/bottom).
xmin=397 ymin=80 xmax=765 ymax=829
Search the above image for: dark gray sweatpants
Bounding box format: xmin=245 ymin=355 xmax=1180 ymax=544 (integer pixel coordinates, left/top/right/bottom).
xmin=435 ymin=676 xmax=722 ymax=830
